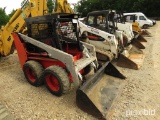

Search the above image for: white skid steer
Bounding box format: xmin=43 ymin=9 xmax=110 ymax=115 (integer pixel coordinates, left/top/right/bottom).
xmin=115 ymin=11 xmax=148 ymax=49
xmin=78 ymin=10 xmax=145 ymax=70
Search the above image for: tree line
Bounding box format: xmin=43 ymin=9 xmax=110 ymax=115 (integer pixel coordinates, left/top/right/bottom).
xmin=0 ymin=8 xmax=15 ymax=27
xmin=0 ymin=0 xmax=159 ymax=27
xmin=76 ymin=0 xmax=160 ymax=18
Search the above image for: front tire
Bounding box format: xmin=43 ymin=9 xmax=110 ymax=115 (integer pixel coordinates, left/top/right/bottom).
xmin=42 ymin=66 xmax=70 ymax=96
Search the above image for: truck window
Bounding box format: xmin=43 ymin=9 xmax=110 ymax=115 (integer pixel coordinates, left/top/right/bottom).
xmin=139 ymin=16 xmax=146 ymax=20
xmin=130 ymin=16 xmax=134 ymax=20
xmin=125 ymin=16 xmax=130 ymax=22
xmin=130 ymin=16 xmax=137 ymax=20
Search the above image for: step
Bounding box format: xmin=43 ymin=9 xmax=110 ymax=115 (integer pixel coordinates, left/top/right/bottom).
xmin=75 ymin=56 xmax=96 ymax=72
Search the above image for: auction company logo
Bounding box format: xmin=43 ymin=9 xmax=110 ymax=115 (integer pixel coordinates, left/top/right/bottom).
xmin=126 ymin=109 xmax=156 ymax=117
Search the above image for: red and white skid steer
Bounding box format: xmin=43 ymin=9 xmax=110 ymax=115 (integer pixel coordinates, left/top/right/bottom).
xmin=12 ymin=13 xmax=126 ymax=119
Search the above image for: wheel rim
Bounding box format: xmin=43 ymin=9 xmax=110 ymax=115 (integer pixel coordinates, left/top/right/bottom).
xmin=25 ymin=68 xmax=36 ymax=82
xmin=46 ymin=74 xmax=60 ymax=92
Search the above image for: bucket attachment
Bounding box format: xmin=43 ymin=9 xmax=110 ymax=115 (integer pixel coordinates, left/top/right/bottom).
xmin=117 ymin=45 xmax=145 ymax=70
xmin=141 ymin=29 xmax=152 ymax=37
xmin=76 ymin=62 xmax=126 ymax=119
xmin=136 ymin=35 xmax=147 ymax=42
xmin=132 ymin=31 xmax=147 ymax=49
xmin=131 ymin=36 xmax=147 ymax=49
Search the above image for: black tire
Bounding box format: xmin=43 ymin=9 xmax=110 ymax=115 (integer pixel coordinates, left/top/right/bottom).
xmin=23 ymin=60 xmax=44 ymax=86
xmin=142 ymin=24 xmax=149 ymax=29
xmin=42 ymin=66 xmax=70 ymax=96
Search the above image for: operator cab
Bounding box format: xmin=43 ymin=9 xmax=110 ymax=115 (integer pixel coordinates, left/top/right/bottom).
xmin=86 ymin=10 xmax=117 ymax=34
xmin=24 ymin=13 xmax=82 ymax=55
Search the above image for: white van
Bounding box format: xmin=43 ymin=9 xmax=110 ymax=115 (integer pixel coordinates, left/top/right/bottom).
xmin=123 ymin=12 xmax=154 ymax=29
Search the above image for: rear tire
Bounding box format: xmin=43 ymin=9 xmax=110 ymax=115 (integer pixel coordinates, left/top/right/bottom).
xmin=23 ymin=60 xmax=44 ymax=86
xmin=42 ymin=66 xmax=70 ymax=96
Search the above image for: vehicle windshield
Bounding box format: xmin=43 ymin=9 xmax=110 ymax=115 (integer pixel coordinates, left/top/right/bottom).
xmin=143 ymin=14 xmax=149 ymax=19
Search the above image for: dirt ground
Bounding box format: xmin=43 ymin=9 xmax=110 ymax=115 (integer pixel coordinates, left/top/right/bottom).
xmin=0 ymin=22 xmax=160 ymax=120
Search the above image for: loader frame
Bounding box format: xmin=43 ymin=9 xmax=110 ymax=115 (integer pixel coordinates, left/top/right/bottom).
xmin=12 ymin=13 xmax=100 ymax=89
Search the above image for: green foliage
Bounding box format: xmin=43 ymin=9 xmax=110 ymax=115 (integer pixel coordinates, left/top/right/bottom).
xmin=0 ymin=8 xmax=16 ymax=27
xmin=8 ymin=9 xmax=16 ymax=19
xmin=77 ymin=0 xmax=160 ymax=17
xmin=47 ymin=0 xmax=54 ymax=13
xmin=0 ymin=7 xmax=9 ymax=27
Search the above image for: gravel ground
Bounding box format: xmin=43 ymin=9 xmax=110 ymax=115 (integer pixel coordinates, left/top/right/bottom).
xmin=112 ymin=22 xmax=160 ymax=120
xmin=0 ymin=22 xmax=160 ymax=120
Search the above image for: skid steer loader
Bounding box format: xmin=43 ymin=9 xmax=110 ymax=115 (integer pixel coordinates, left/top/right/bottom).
xmin=12 ymin=13 xmax=126 ymax=119
xmin=78 ymin=10 xmax=145 ymax=70
xmin=114 ymin=11 xmax=147 ymax=49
